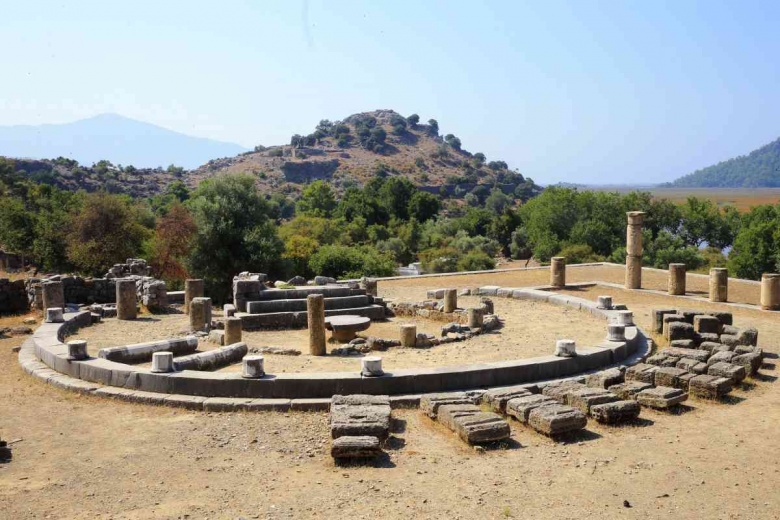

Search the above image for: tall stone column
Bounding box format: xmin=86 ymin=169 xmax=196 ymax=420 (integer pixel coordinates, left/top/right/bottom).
xmin=550 ymin=257 xmax=566 ymax=288
xmin=189 ymin=297 xmax=211 ymax=331
xmin=668 ymin=263 xmax=686 ymax=295
xmin=42 ymin=281 xmax=65 ymax=312
xmin=224 ymin=316 xmax=243 ymax=345
xmin=625 ymin=211 xmax=646 ymax=289
xmin=184 ymin=279 xmax=204 ymax=314
xmin=116 ymin=279 xmax=137 ymax=320
xmin=443 ymin=289 xmax=457 ymax=313
xmin=709 ymin=268 xmax=728 ymax=302
xmin=307 ymin=294 xmax=326 ymax=356
xmin=760 ymin=273 xmax=780 ymax=311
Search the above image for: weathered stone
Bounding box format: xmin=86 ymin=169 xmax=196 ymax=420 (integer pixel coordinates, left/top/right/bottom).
xmin=437 ymin=403 xmax=480 ymax=430
xmin=173 ymin=342 xmax=248 ymax=371
xmin=482 ymin=386 xmax=532 ymax=413
xmin=420 ymin=392 xmax=472 ymax=419
xmin=636 ymin=386 xmax=688 ymax=409
xmin=528 ymin=404 xmax=588 ymax=436
xmin=224 ymin=316 xmax=242 ymax=345
xmin=676 ymin=358 xmax=706 ymax=373
xmin=41 ymin=281 xmax=65 ymax=312
xmin=67 ymin=340 xmax=88 ymax=360
xmin=654 ymin=367 xmax=689 ymax=388
xmin=731 ymin=352 xmax=762 ymax=375
xmin=208 ymin=329 xmax=225 ymax=345
xmin=315 ymin=275 xmax=338 ymax=285
xmin=554 ymin=339 xmax=576 ymax=358
xmin=330 ymin=394 xmax=391 ymax=440
xmin=45 ymin=307 xmax=64 ymax=323
xmin=653 ymin=309 xmax=678 ymax=333
xmin=307 ymin=294 xmax=326 ymax=356
xmin=287 ymin=276 xmax=306 ymax=286
xmin=116 ymin=279 xmax=137 ymax=320
xmin=694 ymin=315 xmax=721 ymax=334
xmin=443 ymin=288 xmax=458 ymax=313
xmin=662 ymin=314 xmax=686 ymax=337
xmin=689 ymin=374 xmax=732 ymax=399
xmin=542 ymin=380 xmax=587 ymax=404
xmin=184 ymin=279 xmax=204 ymax=314
xmin=590 ymin=400 xmax=641 ymax=424
xmin=586 ymin=368 xmax=624 ymax=389
xmin=606 ymin=324 xmax=626 ymax=342
xmin=331 ymin=436 xmax=381 ymax=460
xmin=666 ymin=347 xmax=709 ymax=362
xmin=597 ymin=296 xmax=613 ymax=310
xmin=760 ymin=273 xmax=780 ymax=310
xmin=249 ymin=346 xmax=301 ymax=356
xmin=550 ymin=257 xmax=566 ymax=288
xmin=625 ymin=211 xmax=646 ymax=289
xmin=399 ymin=323 xmax=417 ymax=348
xmin=452 ymin=412 xmax=511 ymax=444
xmin=223 ymin=304 xmax=236 ymax=318
xmin=666 ymin=322 xmax=694 ymax=341
xmin=241 ymin=355 xmax=265 ymax=378
xmin=669 ymin=339 xmax=696 ymax=349
xmin=710 ymin=311 xmax=733 ymax=326
xmin=647 ymin=354 xmax=679 ymax=367
xmin=613 ymin=310 xmax=634 ymax=326
xmin=467 ymin=307 xmax=483 ymax=329
xmin=625 ymin=363 xmax=658 ymax=384
xmin=711 ymin=343 xmax=734 ymax=354
xmin=607 ymin=381 xmax=653 ymax=400
xmin=568 ymin=388 xmax=621 ymax=414
xmin=709 ymin=268 xmax=728 ymax=302
xmin=707 ymin=350 xmax=736 ymax=366
xmin=668 ymin=263 xmax=686 ymax=295
xmin=695 ymin=332 xmax=720 ymax=345
xmin=698 ymin=341 xmax=723 ymax=353
xmin=151 ymin=351 xmax=174 ymax=373
xmin=506 ymin=395 xmax=558 ymax=424
xmin=707 ymin=362 xmax=746 ymax=384
xmin=720 ymin=334 xmax=740 ymax=348
xmin=736 ymin=328 xmax=758 ymax=347
xmin=361 ymin=356 xmax=383 ymax=377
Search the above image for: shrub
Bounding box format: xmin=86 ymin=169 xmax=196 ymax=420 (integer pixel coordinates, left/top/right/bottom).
xmin=456 ymin=250 xmax=495 ymax=271
xmin=308 ymin=245 xmax=396 ymax=279
xmin=555 ymin=244 xmax=605 ymax=264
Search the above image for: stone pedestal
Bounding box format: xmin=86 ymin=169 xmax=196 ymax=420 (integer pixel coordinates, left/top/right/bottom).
xmin=467 ymin=308 xmax=483 ymax=329
xmin=555 ymin=339 xmax=576 ymax=357
xmin=242 ymin=355 xmax=265 ymax=378
xmin=606 ymin=324 xmax=626 ymax=342
xmin=668 ymin=263 xmax=686 ymax=295
xmin=443 ymin=289 xmax=457 ymax=313
xmin=189 ymin=297 xmax=212 ymax=331
xmin=67 ymin=340 xmax=88 ymax=360
xmin=709 ymin=268 xmax=728 ymax=302
xmin=116 ymin=279 xmax=137 ymax=320
xmin=613 ymin=310 xmax=634 ymax=326
xmin=184 ymin=279 xmax=204 ymax=314
xmin=224 ymin=316 xmax=242 ymax=345
xmin=45 ymin=307 xmax=64 ymax=323
xmin=400 ymin=324 xmax=417 ymax=348
xmin=307 ymin=294 xmax=326 ymax=356
xmin=597 ymin=296 xmax=613 ymax=309
xmin=151 ymin=352 xmax=174 ymax=373
xmin=550 ymin=257 xmax=566 ymax=288
xmin=42 ymin=281 xmax=64 ymax=312
xmin=760 ymin=273 xmax=780 ymax=311
xmin=625 ymin=211 xmax=646 ymax=289
xmin=361 ymin=356 xmax=383 ymax=377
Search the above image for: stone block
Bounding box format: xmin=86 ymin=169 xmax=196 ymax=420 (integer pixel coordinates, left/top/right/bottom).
xmin=709 ymin=312 xmax=733 ymax=326
xmin=667 ymin=347 xmax=710 ymax=363
xmin=331 ymin=436 xmax=382 ymax=460
xmin=452 ymin=412 xmax=511 ymax=445
xmin=736 ymin=328 xmax=758 ymax=347
xmin=330 ymin=394 xmax=391 ymax=440
xmin=590 ymin=400 xmax=641 ymax=424
xmin=689 ymin=374 xmax=732 ymax=399
xmin=607 ymin=381 xmax=653 ymax=400
xmin=653 ymin=309 xmax=677 ymax=333
xmin=670 ymin=339 xmax=696 ymax=349
xmin=647 ymin=354 xmax=679 ymax=367
xmin=698 ymin=341 xmax=724 ymax=353
xmin=419 ymin=392 xmax=472 ymax=419
xmin=695 ymin=333 xmax=720 ymax=345
xmin=541 ymin=380 xmax=587 ymax=404
xmin=707 ymin=362 xmax=746 ymax=384
xmin=720 ymin=334 xmax=740 ymax=348
xmin=732 ymin=352 xmax=762 ymax=375
xmin=437 ymin=403 xmax=480 ymax=430
xmin=666 ymin=322 xmax=694 ymax=341
xmin=694 ymin=315 xmax=721 ymax=334
xmin=636 ymin=386 xmax=688 ymax=409
xmin=506 ymin=395 xmax=558 ymax=424
xmin=676 ymin=358 xmax=706 ymax=374
xmin=528 ymin=404 xmax=587 ymax=436
xmin=625 ymin=363 xmax=657 ymax=384
xmin=654 ymin=367 xmax=689 ymax=388
xmin=707 ymin=350 xmax=736 ymax=366
xmin=208 ymin=329 xmax=225 ymax=345
xmin=586 ymin=368 xmax=624 ymax=389
xmin=482 ymin=386 xmax=532 ymax=413
xmin=568 ymin=388 xmax=621 ymax=414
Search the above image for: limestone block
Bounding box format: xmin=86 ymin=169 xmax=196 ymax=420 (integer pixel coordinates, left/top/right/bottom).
xmin=652 ymin=309 xmax=678 ymax=333
xmin=330 ymin=394 xmax=391 ymax=440
xmin=506 ymin=395 xmax=558 ymax=424
xmin=695 ymin=333 xmax=720 ymax=345
xmin=666 ymin=347 xmax=709 ymax=362
xmin=624 ymin=363 xmax=658 ymax=384
xmin=654 ymin=367 xmax=689 ymax=389
xmin=636 ymin=386 xmax=688 ymax=409
xmin=331 ymin=436 xmax=381 ymax=460
xmin=189 ymin=297 xmax=212 ymax=331
xmin=452 ymin=411 xmax=510 ymax=444
xmin=41 ymin=281 xmax=65 ymax=311
xmin=647 ymin=354 xmax=679 ymax=367
xmin=666 ymin=322 xmax=694 ymax=341
xmin=568 ymin=388 xmax=621 ymax=414
xmin=242 ymin=355 xmax=265 ymax=378
xmin=668 ymin=263 xmax=686 ymax=295
xmin=223 ymin=304 xmax=236 ymax=318
xmin=437 ymin=403 xmax=480 ymax=430
xmin=689 ymin=374 xmax=732 ymax=399
xmin=606 ymin=324 xmax=626 ymax=342
xmin=208 ymin=329 xmax=225 ymax=345
xmin=707 ymin=351 xmax=736 ymax=366
xmin=676 ymin=358 xmax=706 ymax=373
xmin=586 ymin=368 xmax=624 ymax=389
xmin=307 ymin=294 xmax=326 ymax=356
xmin=550 ymin=257 xmax=566 ymax=288
xmin=361 ymin=356 xmax=383 ymax=377
xmin=172 ymin=341 xmax=247 ymax=371
xmin=467 ymin=307 xmax=484 ymax=329
xmin=542 ymin=380 xmax=587 ymax=404
xmin=528 ymin=404 xmax=587 ymax=436
xmin=420 ymin=392 xmax=472 ymax=419
xmin=607 ymin=381 xmax=653 ymax=400
xmin=613 ymin=310 xmax=634 ymax=326
xmin=116 ymin=279 xmax=137 ymax=320
xmin=670 ymin=339 xmax=695 ymax=349
xmin=184 ymin=279 xmax=204 ymax=314
xmin=662 ymin=313 xmax=686 ymax=336
xmin=224 ymin=316 xmax=242 ymax=345
xmin=698 ymin=341 xmax=723 ymax=353
xmin=707 ymin=362 xmax=746 ymax=384
xmin=731 ymin=352 xmax=762 ymax=375
xmin=597 ymin=296 xmax=613 ymax=310
xmin=709 ymin=268 xmax=728 ymax=302
xmin=482 ymin=386 xmax=533 ymax=413
xmin=151 ymin=351 xmax=174 ymax=373
xmin=443 ymin=288 xmax=457 ymax=313
xmin=694 ymin=315 xmax=721 ymax=334
xmin=399 ymin=324 xmax=417 ymax=348
xmin=760 ymin=273 xmax=780 ymax=310
xmin=554 ymin=339 xmax=576 ymax=358
xmin=45 ymin=307 xmax=64 ymax=323
xmin=67 ymin=340 xmax=88 ymax=360
xmin=590 ymin=400 xmax=641 ymax=424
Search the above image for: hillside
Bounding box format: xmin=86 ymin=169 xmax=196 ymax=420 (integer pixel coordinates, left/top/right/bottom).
xmin=672 ymin=136 xmax=780 ymax=187
xmin=0 ymin=114 xmax=247 ymax=169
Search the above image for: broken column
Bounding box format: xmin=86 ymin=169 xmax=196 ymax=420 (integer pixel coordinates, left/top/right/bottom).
xmin=760 ymin=273 xmax=780 ymax=311
xmin=307 ymin=294 xmax=326 ymax=356
xmin=668 ymin=263 xmax=686 ymax=295
xmin=189 ymin=297 xmax=212 ymax=331
xmin=550 ymin=257 xmax=566 ymax=288
xmin=184 ymin=279 xmax=204 ymax=314
xmin=361 ymin=356 xmax=383 ymax=376
xmin=41 ymin=281 xmax=65 ymax=312
xmin=224 ymin=316 xmax=242 ymax=345
xmin=554 ymin=339 xmax=576 ymax=357
xmin=467 ymin=308 xmax=483 ymax=329
xmin=151 ymin=352 xmax=174 ymax=373
xmin=116 ymin=279 xmax=137 ymax=320
xmin=709 ymin=268 xmax=728 ymax=302
xmin=443 ymin=288 xmax=457 ymax=313
xmin=400 ymin=324 xmax=417 ymax=348
xmin=45 ymin=307 xmax=64 ymax=323
xmin=67 ymin=340 xmax=88 ymax=360
xmin=625 ymin=211 xmax=646 ymax=289
xmin=242 ymin=355 xmax=265 ymax=378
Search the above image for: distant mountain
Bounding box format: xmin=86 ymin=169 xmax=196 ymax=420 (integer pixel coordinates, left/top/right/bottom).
xmin=0 ymin=114 xmax=248 ymax=169
xmin=672 ymin=136 xmax=780 ymax=187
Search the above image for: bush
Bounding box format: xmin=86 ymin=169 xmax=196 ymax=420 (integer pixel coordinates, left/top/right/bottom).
xmin=456 ymin=250 xmax=495 ymax=271
xmin=308 ymin=245 xmax=396 ymax=279
xmin=555 ymin=244 xmax=605 ymax=264
xmin=419 ymin=247 xmax=459 ymax=273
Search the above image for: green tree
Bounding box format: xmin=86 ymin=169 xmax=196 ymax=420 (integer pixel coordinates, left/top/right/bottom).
xmin=728 ymin=205 xmax=780 ymax=280
xmin=296 ymin=180 xmax=337 ymax=218
xmin=427 ymin=119 xmax=439 ymax=136
xmin=406 ymin=114 xmax=420 ymax=127
xmin=0 ymin=197 xmax=35 ymax=265
xmin=408 ymin=191 xmax=441 ymax=222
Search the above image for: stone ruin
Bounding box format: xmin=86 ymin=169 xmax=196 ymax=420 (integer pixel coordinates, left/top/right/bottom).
xmin=105 ymin=258 xmax=150 ymax=278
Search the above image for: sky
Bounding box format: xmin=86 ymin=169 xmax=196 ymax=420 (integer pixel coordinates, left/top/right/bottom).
xmin=1 ymin=0 xmax=779 ymax=185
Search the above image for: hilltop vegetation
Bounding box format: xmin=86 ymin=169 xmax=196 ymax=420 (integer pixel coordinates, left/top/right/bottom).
xmin=672 ymin=136 xmax=780 ymax=187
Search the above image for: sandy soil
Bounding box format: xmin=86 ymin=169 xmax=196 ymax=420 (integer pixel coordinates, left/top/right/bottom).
xmin=1 ymin=265 xmax=779 ymax=519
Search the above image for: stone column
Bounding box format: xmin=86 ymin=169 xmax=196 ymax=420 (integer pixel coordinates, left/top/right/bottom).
xmin=116 ymin=279 xmax=137 ymax=320
xmin=361 ymin=356 xmax=383 ymax=377
xmin=709 ymin=268 xmax=728 ymax=302
xmin=224 ymin=316 xmax=242 ymax=345
xmin=625 ymin=211 xmax=646 ymax=289
xmin=151 ymin=352 xmax=174 ymax=373
xmin=189 ymin=297 xmax=212 ymax=331
xmin=554 ymin=339 xmax=576 ymax=357
xmin=606 ymin=324 xmax=626 ymax=342
xmin=443 ymin=289 xmax=457 ymax=313
xmin=760 ymin=273 xmax=780 ymax=311
xmin=550 ymin=257 xmax=566 ymax=288
xmin=467 ymin=308 xmax=483 ymax=329
xmin=67 ymin=340 xmax=88 ymax=360
xmin=41 ymin=281 xmax=65 ymax=312
xmin=242 ymin=355 xmax=265 ymax=378
xmin=596 ymin=296 xmax=613 ymax=310
xmin=400 ymin=324 xmax=417 ymax=348
xmin=668 ymin=263 xmax=686 ymax=295
xmin=307 ymin=294 xmax=326 ymax=356
xmin=184 ymin=279 xmax=204 ymax=314
xmin=45 ymin=307 xmax=64 ymax=323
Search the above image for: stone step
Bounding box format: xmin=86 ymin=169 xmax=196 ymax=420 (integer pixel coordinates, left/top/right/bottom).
xmin=247 ymin=295 xmax=372 ymax=314
xmin=331 ymin=436 xmax=382 ymax=460
xmin=238 ymin=305 xmax=386 ymax=330
xmin=251 ymin=286 xmax=366 ymax=301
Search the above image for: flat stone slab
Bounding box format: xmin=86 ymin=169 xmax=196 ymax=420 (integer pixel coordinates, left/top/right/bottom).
xmin=452 ymin=412 xmax=511 ymax=445
xmin=506 ymin=395 xmax=558 ymax=424
xmin=586 ymin=368 xmax=624 ymax=389
xmin=689 ymin=374 xmax=733 ymax=399
xmin=654 ymin=367 xmax=690 ymax=389
xmin=528 ymin=404 xmax=587 ymax=436
xmin=568 ymin=388 xmax=621 ymax=414
xmin=636 ymin=386 xmax=688 ymax=409
xmin=482 ymin=386 xmax=533 ymax=413
xmin=707 ymin=362 xmax=746 ymax=384
xmin=707 ymin=351 xmax=736 ymax=367
xmin=324 ymin=315 xmax=371 ymax=332
xmin=330 ymin=394 xmax=391 ymax=440
xmin=437 ymin=403 xmax=481 ymax=430
xmin=625 ymin=363 xmax=657 ymax=384
xmin=331 ymin=436 xmax=382 ymax=460
xmin=647 ymin=354 xmax=680 ymax=367
xmin=666 ymin=347 xmax=710 ymax=363
xmin=607 ymin=381 xmax=653 ymax=400
xmin=590 ymin=400 xmax=641 ymax=424
xmin=676 ymin=358 xmax=707 ymax=374
xmin=541 ymin=381 xmax=587 ymax=405
xmin=420 ymin=392 xmax=473 ymax=419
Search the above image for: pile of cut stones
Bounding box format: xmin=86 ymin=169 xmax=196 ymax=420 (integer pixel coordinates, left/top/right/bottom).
xmin=330 ymin=395 xmax=392 ymax=461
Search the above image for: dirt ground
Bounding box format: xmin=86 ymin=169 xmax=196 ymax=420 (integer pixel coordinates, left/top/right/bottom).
xmin=1 ymin=265 xmax=779 ymax=519
xmin=72 ymin=295 xmax=606 ymax=373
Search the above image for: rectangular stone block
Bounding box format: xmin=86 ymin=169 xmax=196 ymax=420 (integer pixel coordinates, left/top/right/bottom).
xmin=695 ymin=332 xmax=720 ymax=345
xmin=636 ymin=386 xmax=688 ymax=409
xmin=666 ymin=322 xmax=694 ymax=341
xmin=568 ymin=388 xmax=620 ymax=414
xmin=732 ymin=352 xmax=762 ymax=375
xmin=707 ymin=351 xmax=736 ymax=366
xmin=607 ymin=381 xmax=653 ymax=400
xmin=676 ymin=358 xmax=708 ymax=374
xmin=541 ymin=381 xmax=587 ymax=404
xmin=330 ymin=394 xmax=391 ymax=440
xmin=453 ymin=412 xmax=511 ymax=444
xmin=437 ymin=403 xmax=480 ymax=430
xmin=720 ymin=334 xmax=740 ymax=347
xmin=694 ymin=315 xmax=721 ymax=334
xmin=506 ymin=395 xmax=558 ymax=424
xmin=419 ymin=392 xmax=472 ymax=419
xmin=653 ymin=309 xmax=678 ymax=333
xmin=585 ymin=368 xmax=624 ymax=389
xmin=482 ymin=386 xmax=532 ymax=413
xmin=331 ymin=436 xmax=381 ymax=460
xmin=647 ymin=354 xmax=679 ymax=367
xmin=689 ymin=374 xmax=732 ymax=399
xmin=528 ymin=404 xmax=587 ymax=436
xmin=667 ymin=347 xmax=710 ymax=362
xmin=680 ymin=310 xmax=704 ymax=324
xmin=625 ymin=363 xmax=657 ymax=384
xmin=670 ymin=339 xmax=696 ymax=349
xmin=698 ymin=341 xmax=723 ymax=353
xmin=590 ymin=400 xmax=641 ymax=424
xmin=707 ymin=362 xmax=746 ymax=384
xmin=709 ymin=312 xmax=733 ymax=326
xmin=654 ymin=367 xmax=689 ymax=389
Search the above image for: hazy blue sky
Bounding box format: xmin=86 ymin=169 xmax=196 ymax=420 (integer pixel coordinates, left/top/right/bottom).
xmin=2 ymin=1 xmax=779 ymax=184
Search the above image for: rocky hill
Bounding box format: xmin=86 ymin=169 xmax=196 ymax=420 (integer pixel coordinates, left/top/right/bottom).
xmin=671 ymin=136 xmax=780 ymax=187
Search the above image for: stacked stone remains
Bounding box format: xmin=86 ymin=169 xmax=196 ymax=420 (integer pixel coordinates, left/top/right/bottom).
xmin=173 ymin=342 xmax=248 ymax=371
xmin=528 ymin=404 xmax=587 ymax=437
xmin=636 ymin=386 xmax=688 ymax=409
xmin=0 ymin=278 xmax=29 ymax=315
xmin=105 ymin=258 xmax=150 ymax=278
xmin=482 ymin=385 xmax=532 ymax=413
xmin=436 ymin=404 xmax=511 ymax=444
xmin=625 ymin=211 xmax=646 ymax=289
xmin=116 ymin=279 xmax=137 ymax=320
xmin=420 ymin=392 xmax=475 ymax=419
xmin=232 ymin=272 xmax=267 ymax=312
xmin=330 ymin=395 xmax=390 ymax=461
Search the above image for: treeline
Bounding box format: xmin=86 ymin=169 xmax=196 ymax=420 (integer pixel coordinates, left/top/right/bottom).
xmin=2 ymin=156 xmax=779 ymax=304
